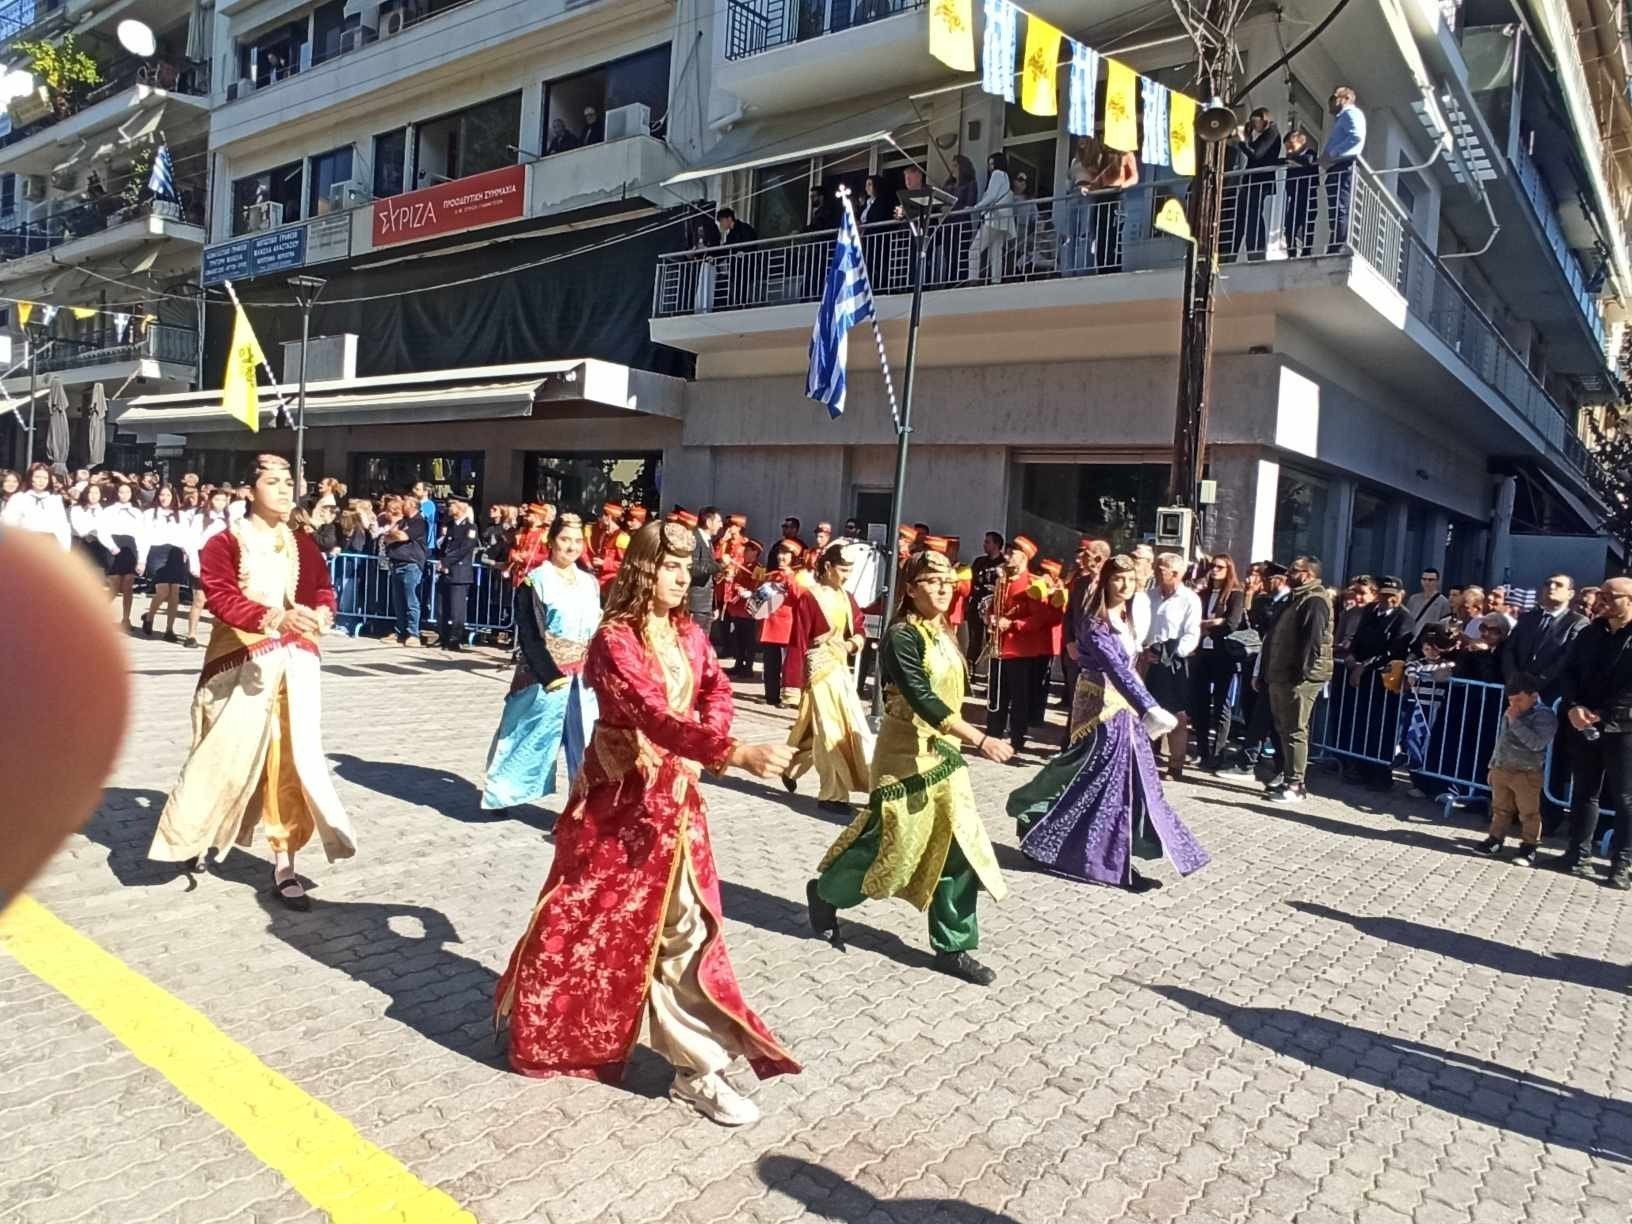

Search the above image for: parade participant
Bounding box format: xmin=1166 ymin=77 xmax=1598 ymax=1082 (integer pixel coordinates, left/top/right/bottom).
xmin=436 ymin=497 xmax=480 ymax=651
xmin=101 ymin=479 xmax=147 ymax=631
xmin=0 ymin=463 xmax=70 ymax=548
xmin=494 ymin=521 xmax=799 ymax=1124
xmin=481 ymin=514 xmax=602 ymax=812
xmin=756 ymin=539 xmax=805 ymax=705
xmin=985 ymin=535 xmax=1060 ymax=756
xmin=807 ymin=549 xmax=1013 ymax=984
xmin=594 ymin=501 xmax=632 ymax=595
xmin=148 ymin=455 xmax=355 ymax=910
xmin=1035 ymin=558 xmax=1069 ymax=711
xmin=507 ymin=503 xmax=551 ymax=587
xmin=782 ymin=541 xmax=876 ymax=813
xmin=70 ymin=482 xmax=110 ymax=572
xmin=810 ymin=521 xmax=833 ymax=557
xmin=1008 ymin=554 xmax=1210 ymax=892
xmin=140 ymin=484 xmax=191 ymax=642
xmin=722 ymin=538 xmax=763 ymax=679
xmin=588 ymin=500 xmax=624 ymax=560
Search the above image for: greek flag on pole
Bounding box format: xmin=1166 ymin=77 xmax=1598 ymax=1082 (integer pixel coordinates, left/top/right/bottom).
xmin=806 ymin=201 xmax=876 ymax=420
xmin=1404 ymin=695 xmax=1433 ymax=769
xmin=1067 ymin=41 xmax=1099 ymax=137
xmin=147 ymin=144 xmax=176 ymax=199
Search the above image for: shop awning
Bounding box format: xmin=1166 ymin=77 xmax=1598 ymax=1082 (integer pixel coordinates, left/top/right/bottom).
xmin=0 ymin=385 xmax=54 ymax=421
xmin=664 ymin=94 xmax=930 ymax=186
xmin=114 ymin=358 xmax=686 ymax=437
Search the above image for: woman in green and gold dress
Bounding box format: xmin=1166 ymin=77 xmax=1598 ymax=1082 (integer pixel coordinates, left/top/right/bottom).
xmin=805 ymin=549 xmax=1014 ymax=985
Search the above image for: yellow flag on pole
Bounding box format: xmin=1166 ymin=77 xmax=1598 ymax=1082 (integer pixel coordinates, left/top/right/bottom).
xmin=1169 ymin=92 xmax=1197 ymax=176
xmin=1021 ymin=15 xmax=1062 ymax=117
xmin=222 ymin=301 xmax=266 ymax=433
xmin=1103 ymin=59 xmax=1139 ymax=152
xmin=928 ymin=0 xmax=975 ymax=72
xmin=17 ymin=301 xmax=33 ymax=326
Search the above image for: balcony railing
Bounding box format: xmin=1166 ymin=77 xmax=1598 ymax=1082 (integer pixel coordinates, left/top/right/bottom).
xmin=0 ymin=0 xmax=64 ymax=42
xmin=0 ymin=60 xmax=209 ymax=152
xmin=655 ymin=162 xmax=1603 ymax=484
xmin=0 ymin=192 xmax=205 ymax=262
xmin=1509 ymin=141 xmax=1605 ymax=347
xmin=35 ymin=323 xmax=198 ymax=375
xmin=724 ymin=0 xmax=925 ymax=60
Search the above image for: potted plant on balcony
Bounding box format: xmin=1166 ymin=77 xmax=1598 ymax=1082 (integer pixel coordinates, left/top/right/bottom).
xmin=117 ymin=146 xmax=156 ymax=223
xmin=11 ymin=36 xmax=103 ymax=120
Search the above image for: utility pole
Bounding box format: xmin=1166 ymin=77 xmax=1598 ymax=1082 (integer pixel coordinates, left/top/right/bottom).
xmin=1170 ymin=0 xmax=1241 ymax=550
xmin=288 ymin=275 xmax=327 ymax=500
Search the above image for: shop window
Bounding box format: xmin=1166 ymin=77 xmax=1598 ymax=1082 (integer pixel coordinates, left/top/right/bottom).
xmin=414 ymin=92 xmax=522 ymax=189
xmin=752 ymin=160 xmax=812 ymax=239
xmin=1274 ymin=467 xmax=1331 ymax=566
xmin=1008 ymin=460 xmax=1168 ymax=560
xmin=373 ymin=129 xmax=407 ymax=199
xmin=307 ymin=145 xmax=355 ymax=216
xmin=1349 ymin=488 xmax=1389 ymax=578
xmin=542 ymin=44 xmax=672 ymax=155
xmin=525 ymin=451 xmax=662 ymax=516
xmin=350 ymin=452 xmax=484 ymax=507
xmin=231 ymin=161 xmax=303 ymax=234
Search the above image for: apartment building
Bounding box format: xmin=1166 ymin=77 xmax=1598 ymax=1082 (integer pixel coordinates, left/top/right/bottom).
xmin=0 ymin=0 xmax=210 ymax=470
xmin=637 ymin=0 xmax=1626 ymax=586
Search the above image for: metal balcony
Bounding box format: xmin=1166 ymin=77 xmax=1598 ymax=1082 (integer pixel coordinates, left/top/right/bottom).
xmin=723 ymin=0 xmax=925 ymax=61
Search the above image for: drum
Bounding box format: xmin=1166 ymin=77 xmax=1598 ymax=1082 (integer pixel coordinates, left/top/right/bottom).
xmin=747 ymin=582 xmax=785 ymax=621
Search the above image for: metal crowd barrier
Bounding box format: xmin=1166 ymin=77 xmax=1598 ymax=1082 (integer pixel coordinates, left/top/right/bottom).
xmin=325 ymin=552 xmax=515 ymax=642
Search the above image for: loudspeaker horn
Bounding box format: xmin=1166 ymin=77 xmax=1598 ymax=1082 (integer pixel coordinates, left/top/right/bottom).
xmin=1195 ymin=97 xmax=1237 ymax=143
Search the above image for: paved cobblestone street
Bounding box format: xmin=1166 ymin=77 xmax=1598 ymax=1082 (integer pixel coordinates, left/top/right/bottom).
xmin=4 ymin=630 xmax=1631 ymax=1223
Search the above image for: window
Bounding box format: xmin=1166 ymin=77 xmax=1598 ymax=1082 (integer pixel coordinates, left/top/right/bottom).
xmin=372 ymin=129 xmax=407 ymax=199
xmin=1274 ymin=467 xmax=1331 ymax=566
xmin=307 ymin=145 xmax=355 ymax=216
xmin=542 ymin=44 xmax=672 ymax=154
xmin=238 ymin=19 xmax=310 ymax=87
xmin=0 ymin=173 xmax=14 ymax=218
xmin=350 ymin=452 xmax=484 ymax=507
xmin=1348 ymin=488 xmax=1389 ymax=577
xmin=524 ymin=452 xmax=661 ymax=515
xmin=414 ymin=92 xmax=522 ymax=188
xmin=1004 ymin=100 xmax=1058 ymax=203
xmin=1008 ymin=459 xmax=1169 ymax=559
xmin=310 ymin=0 xmax=350 ymax=66
xmin=231 ymin=161 xmax=303 ymax=234
xmin=752 ymin=160 xmax=811 ymax=239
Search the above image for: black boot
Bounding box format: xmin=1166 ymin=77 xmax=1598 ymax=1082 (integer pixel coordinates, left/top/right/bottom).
xmin=932 ymin=950 xmax=996 ymax=986
xmin=1607 ymin=858 xmax=1632 ymax=891
xmin=806 ymin=879 xmax=840 ymax=944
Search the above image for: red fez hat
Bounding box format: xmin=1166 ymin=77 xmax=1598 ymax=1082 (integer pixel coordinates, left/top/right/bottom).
xmin=626 ymin=505 xmax=648 ymax=525
xmin=602 ymin=500 xmax=623 ymax=517
xmin=743 ymin=538 xmax=763 ymax=553
xmin=1040 ymin=558 xmax=1064 ymax=578
xmin=1011 ymin=535 xmax=1038 ymax=560
xmin=897 ymin=524 xmax=916 ymax=541
xmin=672 ymin=508 xmax=699 ymax=529
xmin=728 ymin=512 xmax=747 ymax=528
xmin=782 ymin=539 xmax=804 ymax=557
xmin=925 ymin=535 xmax=952 ymax=555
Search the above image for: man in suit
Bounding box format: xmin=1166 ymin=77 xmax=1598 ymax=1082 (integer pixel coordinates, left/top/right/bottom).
xmin=1503 ymin=573 xmax=1588 ymax=700
xmin=717 ymin=208 xmax=760 ymax=307
xmin=436 ymin=497 xmax=480 ymax=651
xmin=684 ymin=506 xmax=723 ymax=642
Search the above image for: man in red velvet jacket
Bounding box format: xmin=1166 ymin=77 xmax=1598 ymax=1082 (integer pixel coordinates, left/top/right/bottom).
xmin=984 ymin=535 xmax=1061 ymax=756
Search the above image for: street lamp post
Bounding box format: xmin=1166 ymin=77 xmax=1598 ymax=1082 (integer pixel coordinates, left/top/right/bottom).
xmin=23 ymin=323 xmax=38 ymax=467
xmin=288 ymin=276 xmax=327 ymax=498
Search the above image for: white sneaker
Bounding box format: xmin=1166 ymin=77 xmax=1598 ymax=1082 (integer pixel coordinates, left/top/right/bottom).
xmin=1271 ymin=785 xmax=1307 ymax=805
xmin=671 ymin=1070 xmax=760 ymax=1126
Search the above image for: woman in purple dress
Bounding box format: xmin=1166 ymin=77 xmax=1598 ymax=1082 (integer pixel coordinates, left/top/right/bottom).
xmin=1007 ymin=554 xmax=1210 ymax=891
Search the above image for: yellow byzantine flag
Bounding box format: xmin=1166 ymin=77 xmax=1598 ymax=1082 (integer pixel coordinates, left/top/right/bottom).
xmin=222 ymin=303 xmax=267 ymax=433
xmin=928 ymin=0 xmax=975 ymax=72
xmin=16 ymin=301 xmax=33 ymax=326
xmin=1021 ymin=15 xmax=1062 ymax=117
xmin=1103 ymin=59 xmax=1139 ymax=152
xmin=1169 ymin=92 xmax=1197 ymax=176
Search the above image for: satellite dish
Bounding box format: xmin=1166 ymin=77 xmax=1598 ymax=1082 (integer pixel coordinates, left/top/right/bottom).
xmin=116 ymin=20 xmax=157 ymax=58
xmin=1195 ymin=97 xmax=1237 ymax=143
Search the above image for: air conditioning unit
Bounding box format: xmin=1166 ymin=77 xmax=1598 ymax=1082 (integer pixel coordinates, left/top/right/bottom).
xmin=245 ymin=200 xmax=285 ymax=231
xmin=605 ymin=103 xmax=651 ymax=141
xmin=7 ymin=86 xmax=53 ymax=127
xmin=339 ymin=27 xmax=372 ymax=54
xmin=48 ymin=167 xmax=77 ymax=192
xmin=380 ymin=10 xmax=406 ymax=37
xmin=327 ymin=180 xmax=369 ymax=210
xmin=20 ymin=175 xmax=47 ymax=202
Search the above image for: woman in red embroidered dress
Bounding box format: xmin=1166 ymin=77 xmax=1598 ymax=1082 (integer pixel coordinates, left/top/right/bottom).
xmin=495 ymin=521 xmax=799 ymax=1126
xmin=149 ymin=455 xmax=355 ymax=910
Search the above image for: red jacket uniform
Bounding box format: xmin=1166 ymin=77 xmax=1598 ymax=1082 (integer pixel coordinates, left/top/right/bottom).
xmin=995 ymin=573 xmax=1061 ymax=660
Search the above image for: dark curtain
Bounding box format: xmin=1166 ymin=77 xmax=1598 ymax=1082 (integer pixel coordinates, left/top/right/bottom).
xmin=204 ymin=210 xmax=695 ymax=385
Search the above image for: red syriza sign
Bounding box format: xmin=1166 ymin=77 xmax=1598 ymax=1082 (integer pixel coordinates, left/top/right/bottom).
xmin=371 ymin=164 xmax=527 ymax=248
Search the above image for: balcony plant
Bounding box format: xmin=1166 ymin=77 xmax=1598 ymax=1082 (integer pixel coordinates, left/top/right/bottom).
xmin=12 ymin=36 xmax=103 ymax=119
xmin=118 ymin=145 xmax=154 ymax=220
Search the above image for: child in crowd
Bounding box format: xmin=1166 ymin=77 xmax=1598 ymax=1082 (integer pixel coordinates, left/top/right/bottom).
xmin=1476 ymin=671 xmax=1558 ymax=866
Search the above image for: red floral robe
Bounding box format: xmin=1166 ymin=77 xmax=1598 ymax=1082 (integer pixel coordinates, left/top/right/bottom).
xmin=494 ymin=617 xmax=800 ymax=1083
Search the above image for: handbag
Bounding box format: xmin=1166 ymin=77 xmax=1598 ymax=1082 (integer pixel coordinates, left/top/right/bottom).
xmin=1221 ymin=627 xmax=1261 ymax=661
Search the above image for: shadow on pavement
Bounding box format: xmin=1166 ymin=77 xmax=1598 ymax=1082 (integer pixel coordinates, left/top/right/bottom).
xmin=84 ymin=788 xmax=196 ymax=888
xmin=1194 ymin=795 xmax=1482 ymax=855
xmin=719 ymin=878 xmax=939 ymax=975
xmin=329 ymin=753 xmax=555 ymax=833
xmin=1288 ymin=901 xmax=1632 ymax=994
xmin=757 ymin=1154 xmax=1021 ymax=1222
xmin=1149 ymin=984 xmax=1632 ymax=1163
xmin=703 ymin=771 xmax=854 ymax=826
xmin=251 ymin=890 xmax=504 ymax=1067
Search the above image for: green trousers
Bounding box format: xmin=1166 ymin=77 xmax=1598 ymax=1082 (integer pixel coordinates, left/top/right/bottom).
xmin=815 ymin=813 xmax=980 ymax=952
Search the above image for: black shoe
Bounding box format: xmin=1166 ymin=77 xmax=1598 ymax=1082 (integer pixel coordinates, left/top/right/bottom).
xmin=163 ymin=630 xmax=178 ymax=644
xmin=446 ymin=641 xmax=464 ymax=652
xmin=1475 ymin=837 xmax=1503 ymax=856
xmin=1511 ymin=844 xmax=1538 ymax=867
xmin=817 ymin=800 xmax=853 ymax=816
xmin=1607 ymin=861 xmax=1632 ymax=891
xmin=806 ymin=880 xmax=840 ymax=943
xmin=1546 ymin=854 xmax=1592 ymax=878
xmin=272 ymin=874 xmax=311 ymax=912
xmin=932 ymin=950 xmax=996 ymax=986
xmin=141 ymin=615 xmax=153 ymax=637
xmin=1128 ymin=868 xmax=1164 ymax=894
xmin=781 ymin=774 xmax=797 ymax=794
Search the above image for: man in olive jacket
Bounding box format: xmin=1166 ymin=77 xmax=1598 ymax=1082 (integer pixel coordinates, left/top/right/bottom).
xmin=1261 ymin=555 xmax=1334 ymax=804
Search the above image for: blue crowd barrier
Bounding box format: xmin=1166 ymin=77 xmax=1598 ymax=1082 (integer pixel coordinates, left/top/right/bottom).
xmin=324 ymin=552 xmax=515 ymax=642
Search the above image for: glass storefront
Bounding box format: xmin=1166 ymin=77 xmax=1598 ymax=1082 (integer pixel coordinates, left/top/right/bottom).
xmin=349 ymin=451 xmax=483 ymax=507
xmin=1008 ymin=460 xmax=1168 ymax=561
xmin=525 ymin=451 xmax=661 ymax=517
xmin=1348 ymin=488 xmax=1389 ymax=578
xmin=1273 ymin=466 xmax=1331 ymax=565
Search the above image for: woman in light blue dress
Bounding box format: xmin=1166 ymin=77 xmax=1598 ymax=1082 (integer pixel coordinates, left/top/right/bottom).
xmin=481 ymin=514 xmax=602 ymax=812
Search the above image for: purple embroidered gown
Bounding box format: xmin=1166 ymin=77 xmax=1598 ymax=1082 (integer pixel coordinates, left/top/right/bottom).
xmin=1007 ymin=616 xmax=1210 ymax=887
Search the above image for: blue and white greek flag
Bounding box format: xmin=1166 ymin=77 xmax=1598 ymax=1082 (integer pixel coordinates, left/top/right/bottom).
xmin=1141 ymin=79 xmax=1171 ymax=166
xmin=806 ymin=200 xmax=876 ymax=420
xmin=147 ymin=144 xmax=176 ymax=200
xmin=1404 ymin=696 xmax=1433 ymax=769
xmin=982 ymin=0 xmax=1018 ymax=102
xmin=1067 ymin=41 xmax=1100 ymax=137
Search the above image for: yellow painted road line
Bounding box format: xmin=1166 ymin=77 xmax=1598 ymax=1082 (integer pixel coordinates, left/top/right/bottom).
xmin=0 ymin=897 xmax=474 ymax=1223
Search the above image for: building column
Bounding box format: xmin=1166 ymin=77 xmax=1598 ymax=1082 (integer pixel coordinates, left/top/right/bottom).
xmin=1385 ymin=498 xmax=1410 ymax=578
xmin=1329 ymin=477 xmax=1356 ymax=582
xmin=1488 ymin=475 xmax=1516 ymax=587
xmin=1425 ymin=509 xmax=1449 ymax=575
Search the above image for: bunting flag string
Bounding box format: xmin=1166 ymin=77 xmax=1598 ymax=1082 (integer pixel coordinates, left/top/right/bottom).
xmin=928 ymin=0 xmax=976 ymax=72
xmin=7 ymin=297 xmax=159 ymax=331
xmin=1141 ymin=77 xmax=1171 ymax=167
xmin=1021 ymin=14 xmax=1062 ymax=117
xmin=1067 ymin=41 xmax=1100 ymax=137
xmin=982 ymin=0 xmax=1019 ymax=102
xmin=1102 ymin=59 xmax=1139 ymax=152
xmin=1170 ymin=92 xmax=1198 ymax=177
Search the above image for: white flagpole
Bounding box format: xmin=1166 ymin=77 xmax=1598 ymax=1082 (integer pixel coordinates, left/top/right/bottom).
xmin=837 ymin=188 xmax=902 ymax=433
xmin=220 ymin=279 xmax=295 ymax=425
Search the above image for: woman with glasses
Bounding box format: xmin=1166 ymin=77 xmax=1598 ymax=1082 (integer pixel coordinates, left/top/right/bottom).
xmin=807 ymin=550 xmax=1013 ymax=985
xmin=1192 ymin=553 xmax=1246 ymax=768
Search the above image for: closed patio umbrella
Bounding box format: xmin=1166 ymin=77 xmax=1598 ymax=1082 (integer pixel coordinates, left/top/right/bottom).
xmin=45 ymin=377 xmax=70 ymax=470
xmin=87 ymin=382 xmax=108 ymax=468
